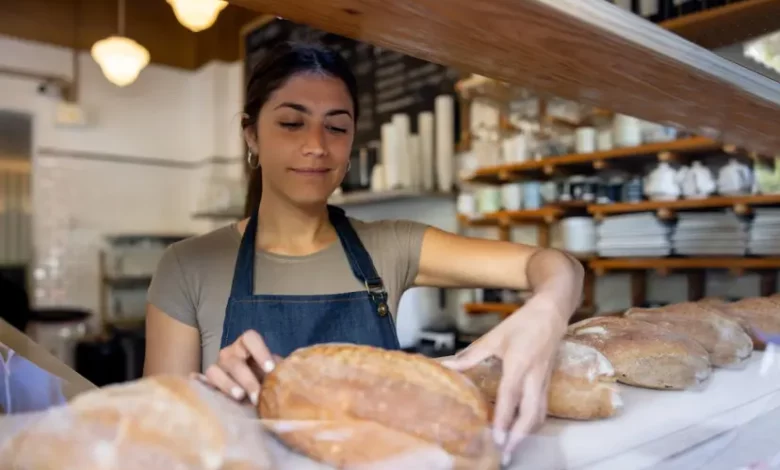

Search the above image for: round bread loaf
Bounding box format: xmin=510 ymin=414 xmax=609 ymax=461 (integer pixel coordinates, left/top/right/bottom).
xmin=567 ymin=316 xmax=712 ymax=390
xmin=0 ymin=375 xmax=269 ymax=470
xmin=706 ymin=296 xmax=780 ymax=350
xmin=258 ymin=343 xmax=498 ymax=469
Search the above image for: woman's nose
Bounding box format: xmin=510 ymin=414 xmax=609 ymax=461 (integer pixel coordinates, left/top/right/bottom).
xmin=302 ymin=127 xmax=327 ymax=157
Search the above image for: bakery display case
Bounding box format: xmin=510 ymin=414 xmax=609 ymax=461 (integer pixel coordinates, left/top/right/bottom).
xmin=3 ymin=0 xmax=780 ymax=469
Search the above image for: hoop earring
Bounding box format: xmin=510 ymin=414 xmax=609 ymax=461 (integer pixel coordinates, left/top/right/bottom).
xmin=247 ymin=150 xmax=260 ymax=170
xmin=346 ymin=161 xmax=352 ymax=173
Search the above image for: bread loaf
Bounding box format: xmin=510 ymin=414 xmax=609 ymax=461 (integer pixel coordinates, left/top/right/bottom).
xmin=0 ymin=375 xmax=271 ymax=470
xmin=625 ymin=302 xmax=753 ymax=367
xmin=567 ymin=316 xmax=711 ymax=390
xmin=708 ymin=297 xmax=780 ymax=350
xmin=460 ymin=341 xmax=621 ymax=421
xmin=258 ymin=344 xmax=498 ymax=470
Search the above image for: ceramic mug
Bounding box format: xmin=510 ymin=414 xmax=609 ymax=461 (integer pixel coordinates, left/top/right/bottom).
xmin=523 ymin=181 xmax=542 ymax=210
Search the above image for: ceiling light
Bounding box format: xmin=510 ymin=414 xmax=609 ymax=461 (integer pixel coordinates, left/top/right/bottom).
xmin=167 ymin=0 xmax=228 ymax=32
xmin=91 ymin=36 xmax=150 ymax=87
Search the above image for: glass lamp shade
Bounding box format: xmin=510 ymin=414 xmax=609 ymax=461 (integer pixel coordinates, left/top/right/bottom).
xmin=167 ymin=0 xmax=228 ymax=32
xmin=90 ymin=36 xmax=150 ymax=87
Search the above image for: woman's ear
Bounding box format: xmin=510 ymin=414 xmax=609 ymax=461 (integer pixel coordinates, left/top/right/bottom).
xmin=243 ymin=126 xmax=258 ymax=155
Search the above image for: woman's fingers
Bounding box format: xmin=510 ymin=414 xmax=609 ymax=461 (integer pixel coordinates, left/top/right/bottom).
xmin=205 ymin=362 xmax=244 ymax=401
xmin=240 ymin=330 xmax=276 ymax=374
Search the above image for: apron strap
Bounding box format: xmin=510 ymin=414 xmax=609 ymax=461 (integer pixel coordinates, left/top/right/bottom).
xmin=327 ymin=205 xmax=386 ymax=298
xmin=228 ymin=206 xmax=260 ymax=298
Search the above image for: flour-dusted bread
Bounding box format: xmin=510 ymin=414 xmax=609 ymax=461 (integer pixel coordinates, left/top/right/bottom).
xmin=460 ymin=341 xmax=621 ymax=421
xmin=625 ymin=302 xmax=753 ymax=367
xmin=0 ymin=375 xmax=272 ymax=470
xmin=708 ymin=297 xmax=780 ymax=350
xmin=258 ymin=344 xmax=499 ymax=470
xmin=567 ymin=316 xmax=712 ymax=390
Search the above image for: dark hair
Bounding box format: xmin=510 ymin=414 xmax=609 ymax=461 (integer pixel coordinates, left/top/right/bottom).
xmin=242 ymin=42 xmax=360 ymax=217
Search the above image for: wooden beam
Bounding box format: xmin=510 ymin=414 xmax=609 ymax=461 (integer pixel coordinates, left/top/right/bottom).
xmin=230 ymin=0 xmax=780 ymax=155
xmin=662 ymin=0 xmax=780 ymax=50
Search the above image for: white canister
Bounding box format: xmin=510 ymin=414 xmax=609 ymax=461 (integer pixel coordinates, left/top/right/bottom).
xmin=501 ymin=183 xmax=523 ymax=211
xmin=613 ymin=114 xmax=643 ymax=148
xmin=457 ymin=193 xmax=478 ymax=217
xmin=575 ymin=127 xmax=597 ymax=154
xmin=597 ymin=129 xmax=613 ymax=151
xmin=560 ymin=217 xmax=597 ymax=255
xmin=477 ymin=187 xmax=502 ymax=214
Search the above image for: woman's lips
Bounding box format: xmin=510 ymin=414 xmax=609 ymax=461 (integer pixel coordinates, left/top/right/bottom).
xmin=289 ymin=168 xmax=331 ymax=175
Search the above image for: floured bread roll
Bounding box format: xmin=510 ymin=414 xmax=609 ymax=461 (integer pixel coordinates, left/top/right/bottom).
xmin=461 ymin=340 xmax=621 ymax=421
xmin=568 ymin=316 xmax=711 ymax=390
xmin=258 ymin=344 xmax=499 ymax=470
xmin=709 ymin=297 xmax=780 ymax=350
xmin=0 ymin=375 xmax=270 ymax=470
xmin=625 ymin=302 xmax=753 ymax=367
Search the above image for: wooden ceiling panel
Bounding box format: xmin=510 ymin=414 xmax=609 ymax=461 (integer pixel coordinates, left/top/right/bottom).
xmin=230 ymin=0 xmax=780 ymax=154
xmin=0 ymin=0 xmax=259 ymax=70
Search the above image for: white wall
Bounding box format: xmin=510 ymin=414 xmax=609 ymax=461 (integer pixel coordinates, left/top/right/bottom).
xmin=0 ymin=35 xmax=245 ymax=317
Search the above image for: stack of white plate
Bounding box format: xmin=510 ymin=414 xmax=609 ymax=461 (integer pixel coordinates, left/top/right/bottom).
xmin=748 ymin=208 xmax=780 ymax=255
xmin=597 ymin=213 xmax=673 ymax=257
xmin=673 ymin=211 xmax=748 ymax=256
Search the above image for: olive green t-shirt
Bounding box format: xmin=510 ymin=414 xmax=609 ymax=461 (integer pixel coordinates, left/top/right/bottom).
xmin=147 ymin=218 xmax=428 ymax=371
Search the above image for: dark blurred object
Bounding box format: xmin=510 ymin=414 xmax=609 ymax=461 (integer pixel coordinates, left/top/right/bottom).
xmin=0 ymin=266 xmax=30 ymax=332
xmin=75 ymin=336 xmax=128 ymax=387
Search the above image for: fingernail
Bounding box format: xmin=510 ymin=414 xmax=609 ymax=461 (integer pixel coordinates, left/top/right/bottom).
xmin=231 ymin=387 xmax=245 ymax=401
xmin=493 ymin=428 xmax=507 ymax=447
xmin=261 ymin=359 xmax=276 ymax=373
xmin=250 ymin=391 xmax=259 ymax=406
xmin=502 ymin=451 xmax=513 ymax=466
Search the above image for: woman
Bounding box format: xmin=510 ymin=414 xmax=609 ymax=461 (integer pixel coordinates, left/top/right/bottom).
xmin=144 ymin=42 xmax=584 ymax=462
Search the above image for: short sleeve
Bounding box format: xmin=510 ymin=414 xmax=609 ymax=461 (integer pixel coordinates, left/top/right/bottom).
xmin=147 ymin=244 xmax=198 ymax=327
xmin=389 ymin=220 xmax=429 ymax=290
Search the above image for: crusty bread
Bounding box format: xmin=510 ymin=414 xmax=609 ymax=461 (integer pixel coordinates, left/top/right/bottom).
xmin=258 ymin=343 xmax=498 ymax=469
xmin=707 ymin=297 xmax=780 ymax=350
xmin=567 ymin=316 xmax=712 ymax=390
xmin=625 ymin=302 xmax=753 ymax=367
xmin=0 ymin=375 xmax=243 ymax=470
xmin=460 ymin=341 xmax=621 ymax=421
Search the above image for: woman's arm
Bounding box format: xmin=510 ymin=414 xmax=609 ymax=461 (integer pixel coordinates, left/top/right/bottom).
xmin=143 ymin=303 xmax=201 ymax=376
xmin=414 ymin=227 xmax=585 ymax=321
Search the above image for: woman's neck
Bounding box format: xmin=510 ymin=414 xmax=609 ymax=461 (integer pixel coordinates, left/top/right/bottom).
xmin=252 ymin=191 xmax=336 ymax=256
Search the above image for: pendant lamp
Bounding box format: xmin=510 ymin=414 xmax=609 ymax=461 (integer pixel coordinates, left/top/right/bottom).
xmin=167 ymin=0 xmax=228 ymax=33
xmin=91 ymin=0 xmax=150 ymax=87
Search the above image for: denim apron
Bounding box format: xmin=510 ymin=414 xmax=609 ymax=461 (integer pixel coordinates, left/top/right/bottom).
xmin=219 ymin=205 xmax=401 ymax=357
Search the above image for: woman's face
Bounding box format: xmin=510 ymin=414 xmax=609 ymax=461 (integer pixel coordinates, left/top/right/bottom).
xmin=246 ymin=73 xmax=355 ymax=207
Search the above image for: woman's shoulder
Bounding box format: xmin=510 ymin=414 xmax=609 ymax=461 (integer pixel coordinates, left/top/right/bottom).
xmin=165 ymin=223 xmax=242 ymax=266
xmin=347 ymin=217 xmax=429 ymax=250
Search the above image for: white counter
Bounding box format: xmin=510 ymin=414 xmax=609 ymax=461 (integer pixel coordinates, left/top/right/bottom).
xmin=510 ymin=349 xmax=780 ymax=470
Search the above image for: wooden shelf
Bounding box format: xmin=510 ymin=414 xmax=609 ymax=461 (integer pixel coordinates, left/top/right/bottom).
xmin=589 ymin=257 xmax=780 ymax=275
xmin=458 ymin=207 xmax=568 ymax=227
xmin=588 ymin=194 xmax=780 ymax=220
xmin=464 ymin=302 xmax=597 ymax=321
xmin=464 ymin=137 xmax=721 ymax=183
xmin=235 ymin=0 xmax=780 ymax=155
xmin=661 ymin=0 xmax=780 ymax=50
xmin=192 ymin=190 xmax=454 ymax=220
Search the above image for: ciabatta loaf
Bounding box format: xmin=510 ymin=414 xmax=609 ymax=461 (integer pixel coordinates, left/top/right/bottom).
xmin=258 ymin=344 xmax=498 ymax=470
xmin=461 ymin=341 xmax=621 ymax=421
xmin=567 ymin=316 xmax=712 ymax=390
xmin=708 ymin=297 xmax=780 ymax=349
xmin=0 ymin=375 xmax=271 ymax=470
xmin=625 ymin=302 xmax=753 ymax=367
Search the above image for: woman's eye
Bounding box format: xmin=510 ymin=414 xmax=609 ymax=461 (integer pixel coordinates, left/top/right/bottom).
xmin=327 ymin=125 xmax=347 ymax=134
xmin=279 ymin=122 xmax=302 ymax=130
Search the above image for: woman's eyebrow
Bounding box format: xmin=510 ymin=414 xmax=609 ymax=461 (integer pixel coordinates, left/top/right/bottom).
xmin=274 ymin=102 xmax=352 ymax=119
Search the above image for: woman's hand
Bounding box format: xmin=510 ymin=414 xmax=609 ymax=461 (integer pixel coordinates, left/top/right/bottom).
xmin=194 ymin=330 xmax=277 ymax=406
xmin=442 ymin=297 xmax=568 ymax=465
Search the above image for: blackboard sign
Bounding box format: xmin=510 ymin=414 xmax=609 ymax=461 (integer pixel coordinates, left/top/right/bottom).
xmin=243 ymin=18 xmax=460 ymax=149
